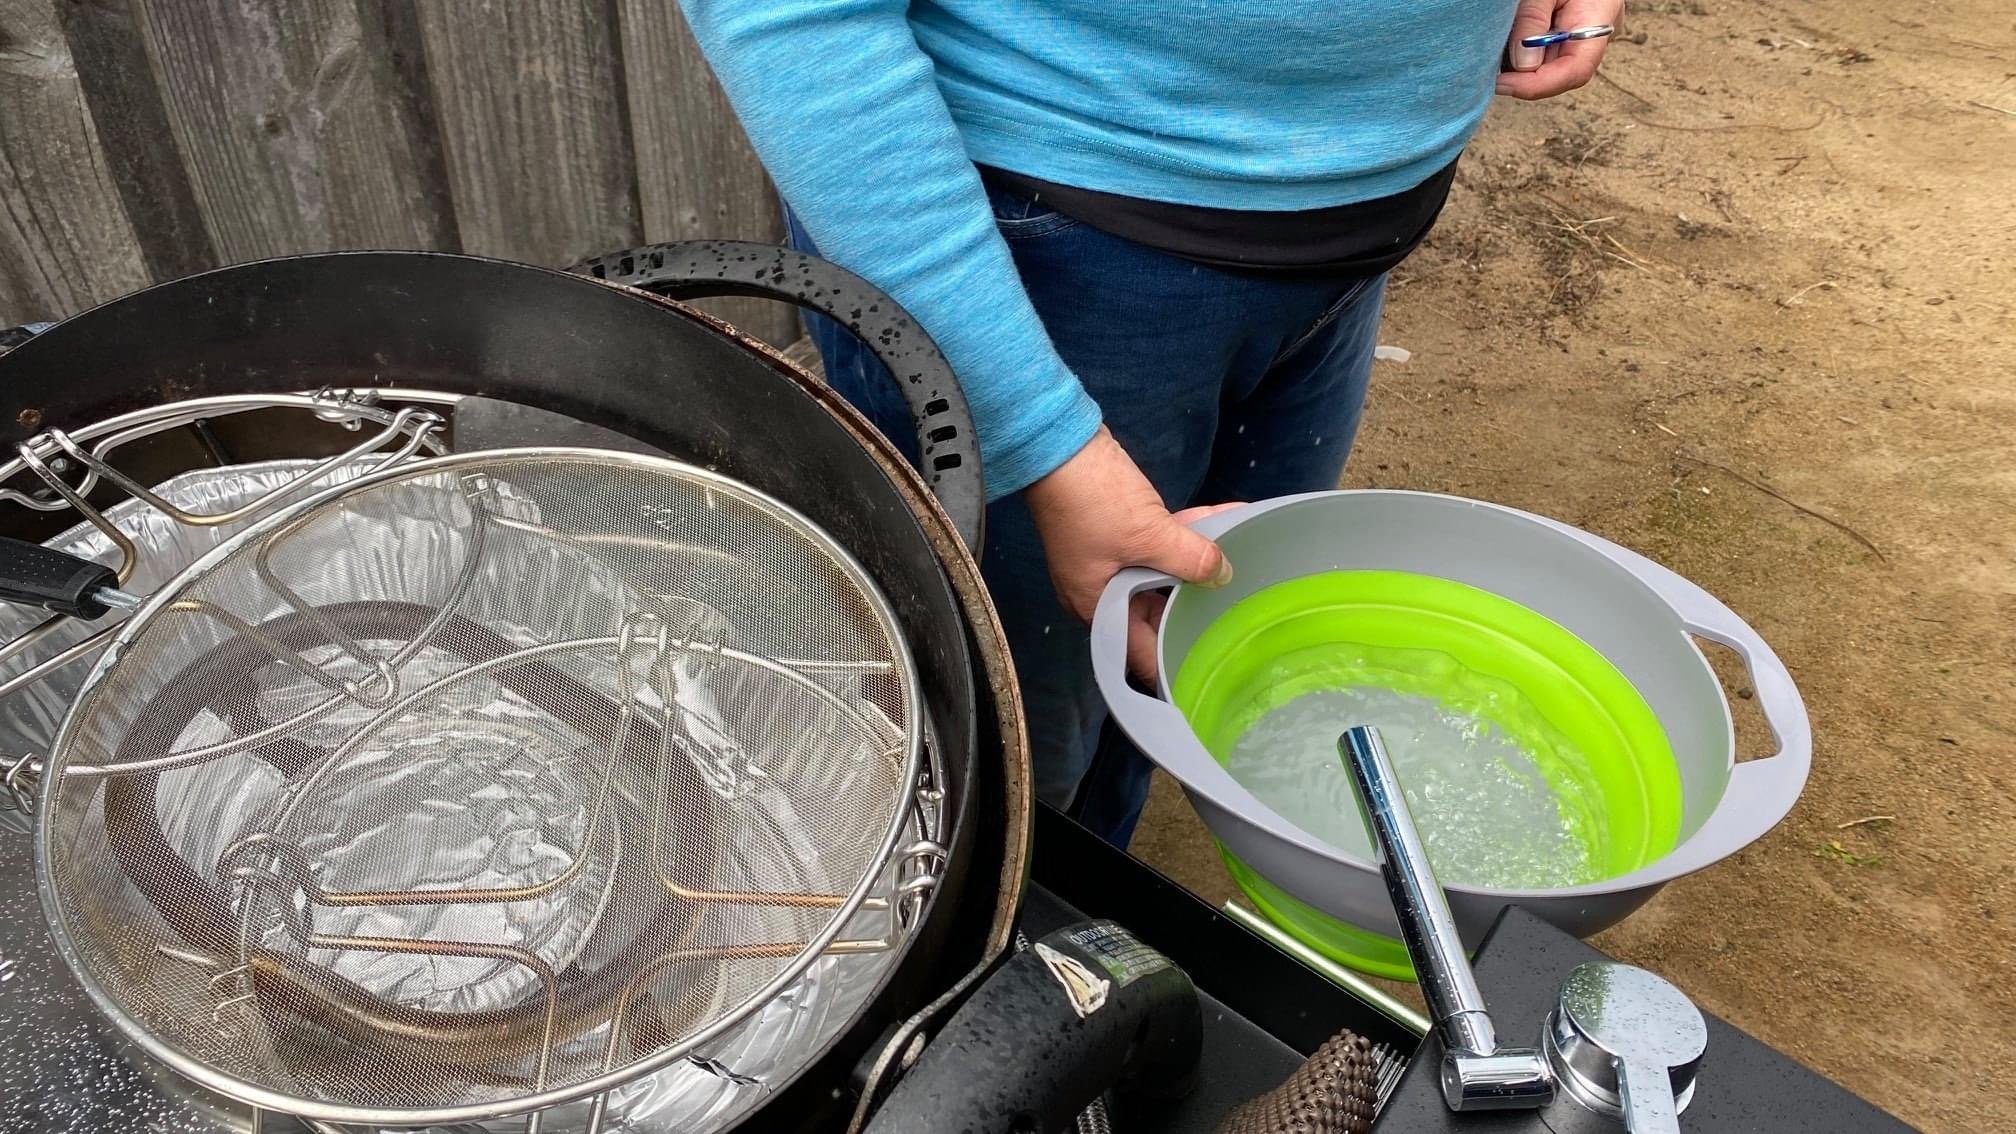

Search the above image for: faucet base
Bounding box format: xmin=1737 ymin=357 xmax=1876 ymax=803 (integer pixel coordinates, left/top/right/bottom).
xmin=1441 ymin=1048 xmax=1555 ymax=1112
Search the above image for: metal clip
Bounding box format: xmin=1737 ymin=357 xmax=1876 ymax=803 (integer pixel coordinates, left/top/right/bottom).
xmin=309 ymin=387 xmax=380 ymax=428
xmin=893 ymin=833 xmax=949 ymax=930
xmin=458 ymin=470 xmax=499 ymax=503
xmin=0 ymin=752 xmax=39 ymax=812
xmin=207 ymin=963 xmax=257 ymax=1039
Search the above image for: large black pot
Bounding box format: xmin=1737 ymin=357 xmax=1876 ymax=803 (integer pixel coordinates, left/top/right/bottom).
xmin=0 ymin=248 xmax=1033 ymax=1131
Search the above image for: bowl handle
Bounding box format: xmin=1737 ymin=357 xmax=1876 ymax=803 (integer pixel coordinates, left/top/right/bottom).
xmin=1090 ymin=568 xmax=1200 ymax=769
xmin=1587 ymin=539 xmax=1814 ymax=878
xmin=1090 ymin=568 xmax=1324 ymax=843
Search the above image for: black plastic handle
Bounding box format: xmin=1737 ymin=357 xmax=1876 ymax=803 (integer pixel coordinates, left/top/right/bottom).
xmin=0 ymin=537 xmax=121 ymax=619
xmin=862 ymin=920 xmax=1202 ymax=1134
xmin=572 ymin=240 xmax=985 ymax=554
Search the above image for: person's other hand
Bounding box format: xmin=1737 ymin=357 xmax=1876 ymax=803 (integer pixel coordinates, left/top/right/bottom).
xmin=1496 ymin=0 xmax=1624 ymax=100
xmin=1023 ymin=427 xmax=1240 ymax=681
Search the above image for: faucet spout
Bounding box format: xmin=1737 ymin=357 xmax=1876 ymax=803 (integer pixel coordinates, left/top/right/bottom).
xmin=1338 ymin=726 xmax=1554 ymax=1112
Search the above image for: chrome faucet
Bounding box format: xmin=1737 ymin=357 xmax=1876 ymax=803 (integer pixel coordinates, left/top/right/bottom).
xmin=1338 ymin=726 xmax=1708 ymax=1134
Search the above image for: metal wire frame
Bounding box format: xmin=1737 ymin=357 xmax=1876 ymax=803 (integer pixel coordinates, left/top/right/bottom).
xmin=39 ymin=447 xmax=942 ymax=1131
xmin=0 ymin=401 xmax=951 ymax=1131
xmin=0 ymin=393 xmax=449 ymax=799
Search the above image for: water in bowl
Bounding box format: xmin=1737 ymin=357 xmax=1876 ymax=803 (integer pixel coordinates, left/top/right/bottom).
xmin=1224 ymin=684 xmax=1602 ymax=889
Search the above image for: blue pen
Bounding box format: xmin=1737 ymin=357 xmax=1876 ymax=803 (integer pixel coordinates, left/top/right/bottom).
xmin=1520 ymin=24 xmax=1615 ymax=49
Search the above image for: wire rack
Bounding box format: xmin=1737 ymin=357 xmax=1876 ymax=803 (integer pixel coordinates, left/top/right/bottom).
xmin=0 ymin=392 xmax=949 ymax=1133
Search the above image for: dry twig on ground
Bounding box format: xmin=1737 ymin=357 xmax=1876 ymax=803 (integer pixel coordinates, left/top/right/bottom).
xmin=1676 ymin=451 xmax=1887 ymax=561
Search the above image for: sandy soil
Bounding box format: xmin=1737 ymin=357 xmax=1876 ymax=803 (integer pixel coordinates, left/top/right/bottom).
xmin=1129 ymin=2 xmax=2015 ymax=1130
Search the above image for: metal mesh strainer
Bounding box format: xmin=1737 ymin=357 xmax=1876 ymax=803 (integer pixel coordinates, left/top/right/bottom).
xmin=33 ymin=448 xmax=930 ymax=1127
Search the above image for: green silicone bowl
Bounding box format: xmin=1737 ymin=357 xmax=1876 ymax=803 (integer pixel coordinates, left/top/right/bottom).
xmin=1170 ymin=569 xmax=1684 ymax=980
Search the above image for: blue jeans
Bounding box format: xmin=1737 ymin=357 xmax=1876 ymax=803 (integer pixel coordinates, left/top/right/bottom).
xmin=788 ymin=186 xmax=1385 ymax=846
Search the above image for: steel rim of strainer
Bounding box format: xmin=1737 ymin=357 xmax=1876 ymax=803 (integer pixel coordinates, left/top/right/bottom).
xmin=30 ymin=446 xmax=930 ymax=1127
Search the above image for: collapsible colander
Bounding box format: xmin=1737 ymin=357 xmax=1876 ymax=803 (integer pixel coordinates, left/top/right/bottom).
xmin=1091 ymin=491 xmax=1810 ymax=977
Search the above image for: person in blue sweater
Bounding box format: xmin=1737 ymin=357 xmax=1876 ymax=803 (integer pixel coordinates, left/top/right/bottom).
xmin=679 ymin=1 xmax=1621 ymax=845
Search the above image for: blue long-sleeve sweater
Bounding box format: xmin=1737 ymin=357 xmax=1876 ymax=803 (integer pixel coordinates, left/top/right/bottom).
xmin=679 ymin=2 xmax=1519 ymax=496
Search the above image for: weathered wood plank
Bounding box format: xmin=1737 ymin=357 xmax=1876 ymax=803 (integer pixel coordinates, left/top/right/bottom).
xmin=0 ymin=0 xmax=153 ymax=325
xmin=370 ymin=0 xmax=460 ymax=250
xmin=615 ymin=2 xmax=793 ymax=343
xmin=415 ymin=0 xmax=641 ymax=269
xmin=132 ymin=0 xmax=456 ymax=262
xmin=52 ymin=0 xmax=215 ymax=284
xmin=4 ymin=0 xmax=801 ymax=341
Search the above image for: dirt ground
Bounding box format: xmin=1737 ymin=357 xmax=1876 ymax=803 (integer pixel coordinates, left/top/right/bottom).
xmin=1129 ymin=2 xmax=2015 ymax=1130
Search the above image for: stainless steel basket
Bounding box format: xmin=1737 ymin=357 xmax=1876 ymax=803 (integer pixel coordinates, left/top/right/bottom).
xmin=0 ymin=394 xmax=947 ymax=1133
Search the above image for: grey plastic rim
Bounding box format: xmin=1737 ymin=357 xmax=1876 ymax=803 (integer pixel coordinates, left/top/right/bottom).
xmin=1090 ymin=490 xmax=1811 ymax=946
xmin=33 ymin=446 xmax=927 ymax=1127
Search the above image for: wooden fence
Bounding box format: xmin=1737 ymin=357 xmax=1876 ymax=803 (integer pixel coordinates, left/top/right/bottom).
xmin=0 ymin=0 xmax=795 ymax=342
